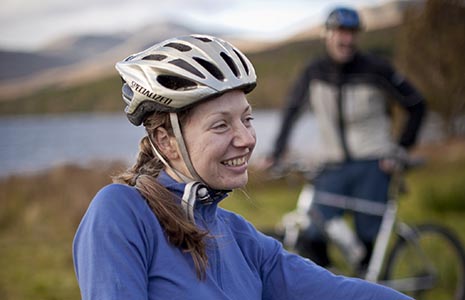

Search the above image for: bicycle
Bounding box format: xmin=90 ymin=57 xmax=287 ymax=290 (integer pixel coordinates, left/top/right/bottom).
xmin=262 ymin=157 xmax=465 ymax=300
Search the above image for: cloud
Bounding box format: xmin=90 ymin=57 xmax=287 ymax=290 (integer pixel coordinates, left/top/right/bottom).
xmin=0 ymin=0 xmax=233 ymax=49
xmin=0 ymin=0 xmax=388 ymax=50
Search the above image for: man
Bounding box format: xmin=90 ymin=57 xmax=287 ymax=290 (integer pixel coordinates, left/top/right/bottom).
xmin=267 ymin=7 xmax=426 ymax=272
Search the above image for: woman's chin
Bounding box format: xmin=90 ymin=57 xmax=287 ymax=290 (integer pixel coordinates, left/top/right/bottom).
xmin=210 ymin=174 xmax=248 ymax=190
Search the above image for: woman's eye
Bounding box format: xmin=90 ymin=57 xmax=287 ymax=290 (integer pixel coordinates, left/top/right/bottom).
xmin=212 ymin=122 xmax=228 ymax=130
xmin=243 ymin=116 xmax=254 ymax=127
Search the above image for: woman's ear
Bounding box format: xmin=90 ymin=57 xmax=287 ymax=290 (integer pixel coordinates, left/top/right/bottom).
xmin=154 ymin=127 xmax=179 ymax=160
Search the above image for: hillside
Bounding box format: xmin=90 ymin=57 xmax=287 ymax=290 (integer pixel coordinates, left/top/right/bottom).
xmin=0 ymin=26 xmax=400 ymax=115
xmin=0 ymin=0 xmax=418 ymax=109
xmin=0 ymin=50 xmax=74 ymax=81
xmin=0 ymin=22 xmax=196 ymax=100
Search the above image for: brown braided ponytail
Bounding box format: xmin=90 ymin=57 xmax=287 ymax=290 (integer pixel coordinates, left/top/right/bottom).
xmin=113 ymin=111 xmax=209 ymax=279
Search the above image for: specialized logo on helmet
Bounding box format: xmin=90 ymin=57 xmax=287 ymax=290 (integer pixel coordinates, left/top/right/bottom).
xmin=131 ymin=81 xmax=173 ymax=105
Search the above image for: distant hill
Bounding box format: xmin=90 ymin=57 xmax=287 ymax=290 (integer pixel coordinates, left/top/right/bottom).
xmin=0 ymin=35 xmax=128 ymax=81
xmin=0 ymin=0 xmax=424 ymax=114
xmin=0 ymin=26 xmax=400 ymax=115
xmin=0 ymin=0 xmax=421 ymax=101
xmin=0 ymin=22 xmax=195 ymax=99
xmin=42 ymin=34 xmax=127 ymax=59
xmin=0 ymin=50 xmax=73 ymax=81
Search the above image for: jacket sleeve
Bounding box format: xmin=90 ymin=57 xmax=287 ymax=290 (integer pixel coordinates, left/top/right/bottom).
xmin=271 ymin=64 xmax=313 ymax=161
xmin=378 ymin=60 xmax=427 ymax=149
xmin=257 ymin=233 xmax=413 ymax=300
xmin=73 ymin=184 xmax=156 ymax=300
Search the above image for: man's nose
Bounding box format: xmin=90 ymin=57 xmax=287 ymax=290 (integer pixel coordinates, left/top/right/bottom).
xmin=341 ymin=30 xmax=356 ymax=43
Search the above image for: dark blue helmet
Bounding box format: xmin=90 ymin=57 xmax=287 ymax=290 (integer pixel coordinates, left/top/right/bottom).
xmin=325 ymin=7 xmax=362 ymax=30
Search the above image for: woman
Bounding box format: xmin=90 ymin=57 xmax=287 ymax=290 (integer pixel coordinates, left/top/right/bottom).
xmin=73 ymin=34 xmax=411 ymax=300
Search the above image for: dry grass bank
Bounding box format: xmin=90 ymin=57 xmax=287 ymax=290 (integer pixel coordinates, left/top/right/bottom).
xmin=0 ymin=139 xmax=464 ymax=299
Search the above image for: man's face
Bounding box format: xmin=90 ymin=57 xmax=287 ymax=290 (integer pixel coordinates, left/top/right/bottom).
xmin=326 ymin=28 xmax=359 ymax=63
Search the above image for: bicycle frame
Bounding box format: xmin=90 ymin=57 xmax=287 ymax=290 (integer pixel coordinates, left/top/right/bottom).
xmin=280 ymin=174 xmax=403 ymax=281
xmin=366 ymin=199 xmax=397 ymax=281
xmin=272 ymin=159 xmax=465 ymax=298
xmin=281 ymin=183 xmax=314 ymax=249
xmin=284 ymin=182 xmax=441 ymax=292
xmin=280 ymin=182 xmax=394 ymax=275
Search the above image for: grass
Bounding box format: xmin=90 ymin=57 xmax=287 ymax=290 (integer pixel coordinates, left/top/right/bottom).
xmin=0 ymin=162 xmax=126 ymax=300
xmin=0 ymin=141 xmax=464 ymax=299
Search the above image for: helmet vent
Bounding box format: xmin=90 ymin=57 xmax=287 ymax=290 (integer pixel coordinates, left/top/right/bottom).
xmin=193 ymin=36 xmax=212 ymax=43
xmin=124 ymin=55 xmax=135 ymax=62
xmin=122 ymin=83 xmax=134 ymax=105
xmin=142 ymin=54 xmax=167 ymax=61
xmin=233 ymin=49 xmax=249 ymax=75
xmin=169 ymin=59 xmax=205 ymax=79
xmin=193 ymin=57 xmax=225 ymax=81
xmin=164 ymin=42 xmax=192 ymax=52
xmin=157 ymin=75 xmax=198 ymax=91
xmin=220 ymin=52 xmax=239 ymax=78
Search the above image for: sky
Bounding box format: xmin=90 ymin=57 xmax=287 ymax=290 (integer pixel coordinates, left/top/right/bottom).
xmin=0 ymin=0 xmax=388 ymax=51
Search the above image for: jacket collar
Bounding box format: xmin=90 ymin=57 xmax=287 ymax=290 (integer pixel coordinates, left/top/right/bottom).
xmin=157 ymin=170 xmax=230 ymax=223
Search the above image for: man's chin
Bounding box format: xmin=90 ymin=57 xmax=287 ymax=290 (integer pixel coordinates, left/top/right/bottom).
xmin=336 ymin=52 xmax=354 ymax=63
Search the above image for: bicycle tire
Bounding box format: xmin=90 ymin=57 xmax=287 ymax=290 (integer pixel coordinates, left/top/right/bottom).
xmin=382 ymin=223 xmax=465 ymax=300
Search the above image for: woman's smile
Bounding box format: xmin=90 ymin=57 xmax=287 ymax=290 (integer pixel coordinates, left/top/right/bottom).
xmin=182 ymin=90 xmax=256 ymax=190
xmin=221 ymin=153 xmax=249 ymax=167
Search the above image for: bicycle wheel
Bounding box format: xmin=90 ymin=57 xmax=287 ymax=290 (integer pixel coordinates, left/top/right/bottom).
xmin=382 ymin=223 xmax=465 ymax=300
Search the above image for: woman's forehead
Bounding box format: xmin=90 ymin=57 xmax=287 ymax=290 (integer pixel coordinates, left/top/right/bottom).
xmin=191 ymin=90 xmax=250 ymax=115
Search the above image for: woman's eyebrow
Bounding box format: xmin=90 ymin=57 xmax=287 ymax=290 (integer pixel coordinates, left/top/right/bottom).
xmin=209 ymin=104 xmax=252 ymax=117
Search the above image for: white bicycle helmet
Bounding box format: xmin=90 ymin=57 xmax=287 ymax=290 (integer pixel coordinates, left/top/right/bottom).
xmin=115 ymin=34 xmax=257 ymax=196
xmin=115 ymin=34 xmax=257 ymax=126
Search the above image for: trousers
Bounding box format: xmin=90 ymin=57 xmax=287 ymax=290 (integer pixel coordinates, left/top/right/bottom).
xmin=298 ymin=160 xmax=391 ymax=267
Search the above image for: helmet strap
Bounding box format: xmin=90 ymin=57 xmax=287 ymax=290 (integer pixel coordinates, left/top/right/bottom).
xmin=169 ymin=112 xmax=205 ymax=184
xmin=146 ymin=130 xmax=193 ymax=183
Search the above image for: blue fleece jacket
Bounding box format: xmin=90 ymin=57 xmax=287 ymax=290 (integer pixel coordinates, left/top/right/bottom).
xmin=73 ymin=171 xmax=412 ymax=300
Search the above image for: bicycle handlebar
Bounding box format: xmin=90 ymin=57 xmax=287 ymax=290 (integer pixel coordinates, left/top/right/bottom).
xmin=400 ymin=156 xmax=426 ymax=170
xmin=265 ymin=155 xmax=426 ymax=181
xmin=267 ymin=160 xmax=322 ymax=181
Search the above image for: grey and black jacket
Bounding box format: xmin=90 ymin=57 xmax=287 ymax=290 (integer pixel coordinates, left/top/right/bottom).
xmin=272 ymin=52 xmax=426 ymax=163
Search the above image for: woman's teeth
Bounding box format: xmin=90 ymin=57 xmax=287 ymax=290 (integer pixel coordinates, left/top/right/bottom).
xmin=222 ymin=156 xmax=247 ymax=167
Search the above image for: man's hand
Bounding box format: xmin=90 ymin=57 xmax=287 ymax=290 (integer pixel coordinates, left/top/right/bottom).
xmin=379 ymin=147 xmax=410 ymax=174
xmin=379 ymin=158 xmax=404 ymax=174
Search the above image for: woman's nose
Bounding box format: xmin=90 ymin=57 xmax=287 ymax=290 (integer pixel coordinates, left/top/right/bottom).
xmin=233 ymin=124 xmax=256 ymax=148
